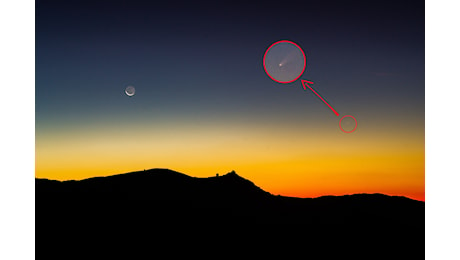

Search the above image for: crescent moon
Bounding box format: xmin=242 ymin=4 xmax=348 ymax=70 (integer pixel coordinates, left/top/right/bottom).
xmin=125 ymin=86 xmax=135 ymax=97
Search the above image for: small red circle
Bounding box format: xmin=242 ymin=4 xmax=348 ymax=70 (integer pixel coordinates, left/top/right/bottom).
xmin=263 ymin=40 xmax=306 ymax=84
xmin=339 ymin=115 xmax=357 ymax=133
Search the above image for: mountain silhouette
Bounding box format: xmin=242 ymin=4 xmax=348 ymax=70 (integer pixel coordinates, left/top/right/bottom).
xmin=36 ymin=169 xmax=424 ymax=259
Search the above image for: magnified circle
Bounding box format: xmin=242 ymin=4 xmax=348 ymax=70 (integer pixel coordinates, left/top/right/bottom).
xmin=125 ymin=85 xmax=135 ymax=97
xmin=263 ymin=40 xmax=306 ymax=83
xmin=339 ymin=115 xmax=357 ymax=133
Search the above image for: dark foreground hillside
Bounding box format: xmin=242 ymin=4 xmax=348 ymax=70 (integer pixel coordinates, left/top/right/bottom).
xmin=36 ymin=169 xmax=424 ymax=259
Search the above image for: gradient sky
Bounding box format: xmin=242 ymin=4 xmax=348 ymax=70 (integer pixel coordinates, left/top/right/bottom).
xmin=36 ymin=0 xmax=425 ymax=200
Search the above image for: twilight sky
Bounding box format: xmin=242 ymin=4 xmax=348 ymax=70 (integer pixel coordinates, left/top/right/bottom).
xmin=36 ymin=0 xmax=425 ymax=200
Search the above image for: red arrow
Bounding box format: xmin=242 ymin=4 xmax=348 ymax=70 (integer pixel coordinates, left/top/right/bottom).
xmin=301 ymin=80 xmax=339 ymax=117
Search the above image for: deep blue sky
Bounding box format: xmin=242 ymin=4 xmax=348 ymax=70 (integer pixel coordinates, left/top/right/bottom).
xmin=36 ymin=0 xmax=424 ymax=127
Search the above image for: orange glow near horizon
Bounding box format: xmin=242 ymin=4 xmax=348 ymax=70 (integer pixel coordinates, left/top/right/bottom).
xmin=36 ymin=117 xmax=425 ymax=201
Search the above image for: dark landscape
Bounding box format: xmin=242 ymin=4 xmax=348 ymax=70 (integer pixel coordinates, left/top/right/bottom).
xmin=36 ymin=169 xmax=424 ymax=259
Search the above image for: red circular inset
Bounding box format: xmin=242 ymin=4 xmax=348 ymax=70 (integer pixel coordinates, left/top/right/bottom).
xmin=339 ymin=115 xmax=357 ymax=133
xmin=263 ymin=40 xmax=306 ymax=84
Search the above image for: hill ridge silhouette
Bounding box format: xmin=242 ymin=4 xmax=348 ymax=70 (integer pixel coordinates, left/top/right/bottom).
xmin=36 ymin=168 xmax=424 ymax=259
xmin=36 ymin=168 xmax=422 ymax=202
